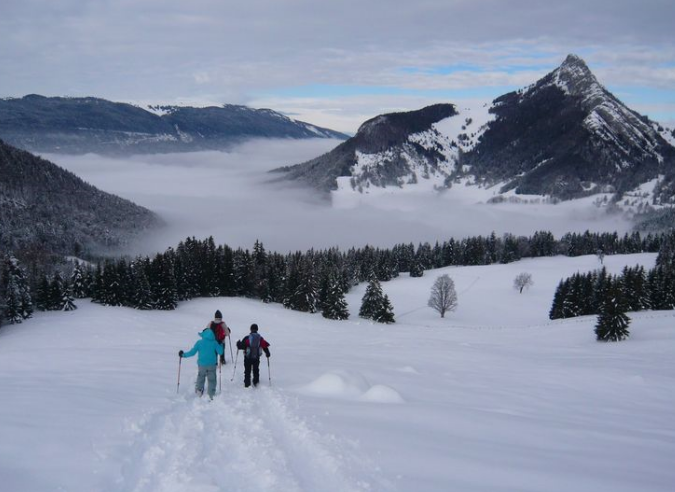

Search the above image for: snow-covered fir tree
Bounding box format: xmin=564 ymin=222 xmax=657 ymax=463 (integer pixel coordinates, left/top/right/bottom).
xmin=70 ymin=262 xmax=88 ymax=299
xmin=232 ymin=249 xmax=254 ymax=297
xmin=549 ymin=280 xmax=567 ymax=320
xmin=129 ymin=260 xmax=153 ymax=310
xmin=374 ymin=294 xmax=396 ymax=323
xmin=359 ymin=278 xmax=394 ymax=323
xmin=151 ymin=252 xmax=178 ymax=310
xmin=1 ymin=256 xmax=33 ymax=323
xmin=62 ymin=282 xmax=77 ymax=312
xmin=409 ymin=257 xmax=424 ymax=278
xmin=595 ymin=281 xmax=631 ymax=342
xmin=359 ymin=278 xmax=383 ymax=320
xmin=49 ymin=272 xmax=67 ymax=310
xmin=35 ymin=275 xmax=52 ymax=311
xmin=293 ymin=258 xmax=318 ymax=313
xmin=322 ymin=272 xmax=349 ymax=320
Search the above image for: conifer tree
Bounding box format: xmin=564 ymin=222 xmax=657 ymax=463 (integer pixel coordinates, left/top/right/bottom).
xmin=62 ymin=282 xmax=77 ymax=311
xmin=292 ymin=258 xmax=318 ymax=313
xmin=595 ymin=282 xmax=631 ymax=342
xmin=49 ymin=272 xmax=67 ymax=310
xmin=130 ymin=260 xmax=153 ymax=310
xmin=359 ymin=278 xmax=389 ymax=321
xmin=374 ymin=294 xmax=396 ymax=323
xmin=89 ymin=264 xmax=104 ymax=304
xmin=1 ymin=256 xmax=33 ymax=323
xmin=4 ymin=276 xmax=24 ymax=323
xmin=409 ymin=257 xmax=424 ymax=278
xmin=35 ymin=274 xmax=52 ymax=311
xmin=232 ymin=249 xmax=254 ymax=297
xmin=549 ymin=279 xmax=567 ymax=320
xmin=70 ymin=262 xmax=89 ymax=299
xmin=283 ymin=257 xmax=301 ymax=310
xmin=152 ymin=252 xmax=178 ymax=310
xmin=322 ymin=272 xmax=350 ymax=320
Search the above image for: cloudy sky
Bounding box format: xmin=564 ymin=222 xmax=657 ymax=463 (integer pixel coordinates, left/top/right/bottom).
xmin=1 ymin=0 xmax=674 ymax=132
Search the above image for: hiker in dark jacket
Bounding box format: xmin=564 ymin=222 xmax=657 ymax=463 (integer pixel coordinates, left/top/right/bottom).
xmin=236 ymin=323 xmax=271 ymax=388
xmin=204 ymin=309 xmax=231 ymax=365
xmin=179 ymin=329 xmax=224 ymax=399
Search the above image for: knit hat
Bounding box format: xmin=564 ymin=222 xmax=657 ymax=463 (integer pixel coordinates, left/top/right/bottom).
xmin=214 ymin=310 xmax=222 ymax=320
xmin=250 ymin=323 xmax=259 ymax=332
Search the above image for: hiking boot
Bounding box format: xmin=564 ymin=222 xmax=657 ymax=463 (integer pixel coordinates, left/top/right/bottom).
xmin=220 ymin=355 xmax=226 ymax=365
xmin=196 ymin=389 xmax=204 ymax=397
xmin=209 ymin=394 xmax=214 ymax=401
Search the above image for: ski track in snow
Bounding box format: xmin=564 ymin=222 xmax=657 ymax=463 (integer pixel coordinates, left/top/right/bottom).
xmin=110 ymin=386 xmax=378 ymax=492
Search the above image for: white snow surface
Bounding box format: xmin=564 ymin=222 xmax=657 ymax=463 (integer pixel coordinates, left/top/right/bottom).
xmin=2 ymin=253 xmax=675 ymax=492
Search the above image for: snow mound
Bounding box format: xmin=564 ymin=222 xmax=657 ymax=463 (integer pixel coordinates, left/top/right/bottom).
xmin=359 ymin=385 xmax=405 ymax=404
xmin=300 ymin=370 xmax=403 ymax=404
xmin=300 ymin=370 xmax=370 ymax=399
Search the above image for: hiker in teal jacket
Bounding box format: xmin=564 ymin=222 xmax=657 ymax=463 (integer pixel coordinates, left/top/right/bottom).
xmin=179 ymin=329 xmax=224 ymax=399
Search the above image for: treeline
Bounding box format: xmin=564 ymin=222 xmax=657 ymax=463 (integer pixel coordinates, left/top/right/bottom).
xmin=550 ymin=231 xmax=675 ymax=320
xmin=0 ymin=229 xmax=671 ymax=326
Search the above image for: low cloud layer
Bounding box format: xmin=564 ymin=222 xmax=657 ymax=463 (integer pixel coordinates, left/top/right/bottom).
xmin=45 ymin=140 xmax=632 ymax=256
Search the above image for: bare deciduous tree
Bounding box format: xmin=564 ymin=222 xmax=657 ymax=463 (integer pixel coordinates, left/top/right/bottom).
xmin=597 ymin=249 xmax=605 ymax=265
xmin=513 ymin=272 xmax=534 ymax=293
xmin=428 ymin=274 xmax=458 ymax=318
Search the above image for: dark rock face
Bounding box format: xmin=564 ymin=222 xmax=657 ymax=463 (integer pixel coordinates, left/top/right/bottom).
xmin=461 ymin=54 xmax=675 ymax=200
xmin=0 ymin=139 xmax=160 ymax=256
xmin=0 ymin=96 xmax=348 ymax=155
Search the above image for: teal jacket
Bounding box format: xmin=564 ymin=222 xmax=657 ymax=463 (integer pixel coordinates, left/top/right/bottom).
xmin=182 ymin=329 xmax=223 ymax=366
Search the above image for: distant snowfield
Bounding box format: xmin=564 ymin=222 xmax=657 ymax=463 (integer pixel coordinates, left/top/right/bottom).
xmin=2 ymin=253 xmax=675 ymax=492
xmin=43 ymin=139 xmax=632 ymax=255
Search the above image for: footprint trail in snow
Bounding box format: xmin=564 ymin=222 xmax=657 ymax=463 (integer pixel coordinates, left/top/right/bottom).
xmin=112 ymin=387 xmax=383 ymax=492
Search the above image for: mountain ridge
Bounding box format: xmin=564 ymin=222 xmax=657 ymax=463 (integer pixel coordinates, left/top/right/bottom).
xmin=0 ymin=95 xmax=348 ymax=155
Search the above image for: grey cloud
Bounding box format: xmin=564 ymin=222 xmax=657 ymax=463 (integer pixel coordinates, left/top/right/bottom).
xmin=0 ymin=1 xmax=673 ymax=129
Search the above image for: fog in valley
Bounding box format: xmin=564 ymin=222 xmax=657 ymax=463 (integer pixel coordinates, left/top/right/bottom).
xmin=46 ymin=139 xmax=634 ymax=256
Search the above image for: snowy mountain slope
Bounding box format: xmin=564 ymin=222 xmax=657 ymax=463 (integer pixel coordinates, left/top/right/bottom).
xmin=272 ymin=104 xmax=460 ymax=192
xmin=1 ymin=253 xmax=674 ymax=492
xmin=464 ymin=54 xmax=675 ymax=201
xmin=0 ymin=95 xmax=348 ymax=155
xmin=0 ymin=139 xmax=160 ymax=256
xmin=277 ymin=55 xmax=675 ymax=204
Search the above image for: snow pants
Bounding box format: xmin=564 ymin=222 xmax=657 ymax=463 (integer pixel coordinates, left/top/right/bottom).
xmin=244 ymin=357 xmax=260 ymax=387
xmin=196 ymin=364 xmax=217 ymax=397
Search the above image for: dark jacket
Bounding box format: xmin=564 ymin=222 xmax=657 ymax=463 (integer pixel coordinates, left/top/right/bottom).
xmin=236 ymin=334 xmax=271 ymax=359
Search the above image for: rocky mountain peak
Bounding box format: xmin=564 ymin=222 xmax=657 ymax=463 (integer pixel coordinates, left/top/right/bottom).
xmin=548 ymin=54 xmax=605 ymax=106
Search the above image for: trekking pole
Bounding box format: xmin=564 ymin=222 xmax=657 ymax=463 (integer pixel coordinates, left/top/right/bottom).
xmin=177 ymin=355 xmax=182 ymax=394
xmin=230 ymin=349 xmax=240 ymax=381
xmin=228 ymin=335 xmax=234 ymax=363
xmin=218 ymin=358 xmax=222 ymax=394
xmin=267 ymin=357 xmax=272 ymax=386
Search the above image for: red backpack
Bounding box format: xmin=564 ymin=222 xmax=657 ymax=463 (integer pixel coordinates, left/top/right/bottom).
xmin=211 ymin=322 xmax=226 ymax=343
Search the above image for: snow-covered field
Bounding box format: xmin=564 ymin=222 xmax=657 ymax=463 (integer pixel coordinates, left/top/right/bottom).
xmin=2 ymin=253 xmax=674 ymax=492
